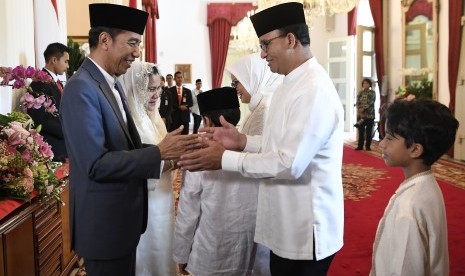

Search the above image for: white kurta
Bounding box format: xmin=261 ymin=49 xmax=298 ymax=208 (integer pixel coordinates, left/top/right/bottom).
xmin=173 ymin=170 xmax=258 ymax=276
xmin=222 ymin=57 xmax=345 ymax=260
xmin=371 ymin=171 xmax=449 ymax=276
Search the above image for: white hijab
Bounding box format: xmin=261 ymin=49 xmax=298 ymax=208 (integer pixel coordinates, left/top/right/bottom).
xmin=225 ymin=53 xmax=283 ymax=111
xmin=119 ymin=61 xmax=167 ymax=145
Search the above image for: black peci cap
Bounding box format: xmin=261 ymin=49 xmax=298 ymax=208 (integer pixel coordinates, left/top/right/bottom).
xmin=250 ymin=2 xmax=306 ymax=37
xmin=197 ymin=87 xmax=239 ymax=115
xmin=89 ymin=3 xmax=149 ymax=35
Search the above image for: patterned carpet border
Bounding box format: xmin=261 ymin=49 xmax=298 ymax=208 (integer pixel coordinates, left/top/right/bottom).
xmin=345 ymin=141 xmax=465 ymax=190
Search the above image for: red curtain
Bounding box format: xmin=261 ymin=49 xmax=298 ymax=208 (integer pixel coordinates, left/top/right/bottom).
xmin=369 ymin=0 xmax=384 ymax=91
xmin=448 ymin=0 xmax=463 ymax=114
xmin=347 ymin=6 xmax=358 ymax=36
xmin=50 ymin=0 xmax=59 ymax=21
xmin=207 ymin=3 xmax=256 ymax=88
xmin=369 ymin=0 xmax=386 ymax=138
xmin=142 ymin=0 xmax=159 ymax=63
xmin=209 ymin=19 xmax=232 ymax=88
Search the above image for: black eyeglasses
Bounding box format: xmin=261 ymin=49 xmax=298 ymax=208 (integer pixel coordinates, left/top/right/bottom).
xmin=231 ymin=80 xmax=240 ymax=88
xmin=259 ymin=34 xmax=286 ymax=52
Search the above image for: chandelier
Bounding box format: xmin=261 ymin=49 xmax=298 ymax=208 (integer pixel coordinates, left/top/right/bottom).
xmin=258 ymin=0 xmax=359 ymax=22
xmin=229 ymin=0 xmax=359 ymax=52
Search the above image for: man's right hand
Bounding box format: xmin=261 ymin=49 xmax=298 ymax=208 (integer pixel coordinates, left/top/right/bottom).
xmin=157 ymin=126 xmax=201 ymax=160
xmin=200 ymin=116 xmax=246 ymax=151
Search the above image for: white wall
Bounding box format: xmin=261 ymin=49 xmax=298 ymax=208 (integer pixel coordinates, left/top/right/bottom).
xmin=310 ymin=13 xmax=349 ymax=71
xmin=0 ymin=0 xmax=37 ymax=113
xmin=0 ymin=0 xmax=36 ymax=67
xmin=156 ymin=0 xmax=211 ymax=90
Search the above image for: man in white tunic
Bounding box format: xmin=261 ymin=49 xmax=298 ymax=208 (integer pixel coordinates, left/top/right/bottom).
xmin=178 ymin=2 xmax=344 ymax=275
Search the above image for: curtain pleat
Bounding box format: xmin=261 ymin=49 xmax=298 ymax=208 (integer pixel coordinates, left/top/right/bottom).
xmin=448 ymin=0 xmax=463 ymax=114
xmin=369 ymin=0 xmax=384 ymax=91
xmin=209 ymin=19 xmax=232 ymax=88
xmin=348 ymin=6 xmax=358 ymax=36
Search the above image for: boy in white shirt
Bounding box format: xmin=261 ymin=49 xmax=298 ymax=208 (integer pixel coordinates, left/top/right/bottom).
xmin=174 ymin=87 xmax=257 ymax=276
xmin=371 ymin=99 xmax=459 ymax=276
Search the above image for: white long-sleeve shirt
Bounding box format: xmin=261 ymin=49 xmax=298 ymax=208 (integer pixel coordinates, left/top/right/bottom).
xmin=222 ymin=57 xmax=345 ymax=260
xmin=371 ymin=171 xmax=449 ymax=276
xmin=174 ymin=170 xmax=258 ymax=276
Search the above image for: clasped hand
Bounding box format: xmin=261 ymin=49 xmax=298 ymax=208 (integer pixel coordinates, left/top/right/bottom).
xmin=177 ymin=116 xmax=247 ymax=171
xmin=157 ymin=126 xmax=202 ymax=160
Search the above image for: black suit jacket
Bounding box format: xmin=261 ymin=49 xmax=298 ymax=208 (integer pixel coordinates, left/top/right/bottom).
xmin=168 ymin=86 xmax=193 ymax=131
xmin=159 ymin=86 xmax=172 ymax=129
xmin=28 ymin=69 xmax=67 ymax=161
xmin=61 ymin=58 xmax=162 ymax=260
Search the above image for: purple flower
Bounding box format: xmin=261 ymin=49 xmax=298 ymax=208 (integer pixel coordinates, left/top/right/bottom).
xmin=12 ymin=65 xmax=25 ymax=79
xmin=12 ymin=79 xmax=25 ymax=89
xmin=25 ymin=66 xmax=35 ymax=78
xmin=33 ymin=95 xmax=46 ymax=109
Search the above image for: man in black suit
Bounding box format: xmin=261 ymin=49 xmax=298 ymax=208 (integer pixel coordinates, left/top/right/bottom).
xmin=159 ymin=75 xmax=172 ymax=130
xmin=28 ymin=42 xmax=69 ymax=162
xmin=168 ymin=71 xmax=193 ymax=134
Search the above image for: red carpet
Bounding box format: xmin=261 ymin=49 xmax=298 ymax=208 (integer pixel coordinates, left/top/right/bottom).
xmin=328 ymin=145 xmax=465 ymax=275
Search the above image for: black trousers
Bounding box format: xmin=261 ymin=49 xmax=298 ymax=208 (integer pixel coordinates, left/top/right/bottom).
xmin=357 ymin=118 xmax=374 ymax=149
xmin=192 ymin=113 xmax=202 ymax=134
xmin=270 ymin=251 xmax=336 ymax=276
xmin=84 ymin=250 xmax=136 ymax=276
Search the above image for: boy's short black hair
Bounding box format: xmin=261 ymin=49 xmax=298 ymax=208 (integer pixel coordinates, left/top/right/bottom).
xmin=44 ymin=42 xmax=69 ymax=63
xmin=385 ymin=99 xmax=459 ymax=166
xmin=203 ymin=109 xmax=240 ymax=127
xmin=196 ymin=79 xmax=202 ymax=83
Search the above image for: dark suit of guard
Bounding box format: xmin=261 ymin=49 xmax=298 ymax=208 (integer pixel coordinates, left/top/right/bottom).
xmin=168 ymin=86 xmax=193 ymax=134
xmin=159 ymin=86 xmax=173 ymax=131
xmin=61 ymin=58 xmax=162 ymax=263
xmin=28 ymin=69 xmax=67 ymax=161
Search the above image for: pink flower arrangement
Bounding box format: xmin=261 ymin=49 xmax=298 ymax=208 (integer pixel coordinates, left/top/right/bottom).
xmin=0 ymin=111 xmax=64 ymax=202
xmin=0 ymin=65 xmax=58 ymax=114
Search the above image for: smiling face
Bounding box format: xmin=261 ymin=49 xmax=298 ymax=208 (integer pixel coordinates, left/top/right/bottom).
xmin=259 ymin=30 xmax=290 ymax=75
xmin=105 ymin=31 xmax=142 ymax=76
xmin=231 ymin=74 xmax=251 ymax=103
xmin=145 ymin=74 xmax=162 ymax=112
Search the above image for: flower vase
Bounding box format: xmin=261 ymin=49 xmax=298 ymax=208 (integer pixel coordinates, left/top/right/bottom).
xmin=0 ymin=86 xmax=13 ymax=115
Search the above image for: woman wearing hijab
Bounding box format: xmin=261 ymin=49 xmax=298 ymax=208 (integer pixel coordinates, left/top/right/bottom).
xmin=225 ymin=53 xmax=283 ymax=275
xmin=120 ymin=61 xmax=177 ymax=276
xmin=226 ymin=53 xmax=283 ymax=136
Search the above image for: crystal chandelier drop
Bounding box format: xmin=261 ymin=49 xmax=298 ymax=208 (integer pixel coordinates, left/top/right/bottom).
xmin=257 ymin=0 xmax=359 ymax=24
xmin=230 ymin=10 xmax=261 ymax=52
